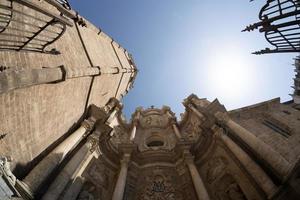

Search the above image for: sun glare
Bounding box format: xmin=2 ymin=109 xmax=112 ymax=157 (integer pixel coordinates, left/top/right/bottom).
xmin=205 ymin=48 xmax=256 ymax=101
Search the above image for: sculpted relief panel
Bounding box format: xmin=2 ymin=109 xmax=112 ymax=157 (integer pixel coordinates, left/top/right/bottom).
xmin=215 ymin=174 xmax=247 ymax=200
xmin=77 ymin=181 xmax=99 ymax=200
xmin=79 ymin=159 xmax=117 ymax=200
xmin=111 ymin=125 xmax=130 ymax=145
xmin=182 ymin=114 xmax=202 ymax=140
xmin=207 ymin=156 xmax=228 ymax=184
xmin=204 ymin=156 xmax=248 ymax=200
xmin=132 ymin=167 xmax=188 ymax=200
xmin=140 ymin=114 xmax=169 ymax=129
xmin=88 ymin=163 xmax=109 ymax=189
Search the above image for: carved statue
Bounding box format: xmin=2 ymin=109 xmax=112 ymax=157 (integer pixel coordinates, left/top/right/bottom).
xmin=88 ymin=164 xmax=108 ymax=188
xmin=215 ymin=174 xmax=247 ymax=200
xmin=77 ymin=191 xmax=95 ymax=200
xmin=214 ymin=112 xmax=230 ymax=126
xmin=226 ymin=183 xmax=247 ymax=200
xmin=207 ymin=157 xmax=227 ymax=184
xmin=0 ymin=156 xmax=16 ymax=185
xmin=77 ymin=182 xmax=97 ymax=200
xmin=110 ymin=125 xmax=131 ymax=146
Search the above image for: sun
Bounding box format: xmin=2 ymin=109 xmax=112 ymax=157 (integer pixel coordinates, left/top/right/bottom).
xmin=204 ymin=48 xmax=256 ymax=101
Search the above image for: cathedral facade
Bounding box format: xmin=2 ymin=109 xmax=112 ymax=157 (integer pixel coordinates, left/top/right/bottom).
xmin=0 ymin=0 xmax=300 ymax=200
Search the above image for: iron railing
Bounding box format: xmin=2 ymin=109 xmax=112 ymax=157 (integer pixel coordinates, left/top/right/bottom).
xmin=243 ymin=0 xmax=300 ymax=54
xmin=0 ymin=0 xmax=73 ymax=54
xmin=54 ymin=0 xmax=71 ymax=10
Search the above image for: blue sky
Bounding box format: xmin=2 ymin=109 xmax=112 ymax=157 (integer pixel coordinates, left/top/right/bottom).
xmin=70 ymin=0 xmax=295 ymax=118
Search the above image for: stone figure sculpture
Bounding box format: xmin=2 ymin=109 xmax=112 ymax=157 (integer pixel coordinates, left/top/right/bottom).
xmin=207 ymin=157 xmax=227 ymax=184
xmin=226 ymin=183 xmax=247 ymax=200
xmin=0 ymin=156 xmax=16 ymax=186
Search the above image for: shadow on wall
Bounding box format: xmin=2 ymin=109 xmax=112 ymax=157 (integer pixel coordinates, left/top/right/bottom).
xmin=12 ymin=110 xmax=89 ymax=180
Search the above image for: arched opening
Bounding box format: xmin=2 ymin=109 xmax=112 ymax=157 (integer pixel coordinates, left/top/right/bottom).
xmin=147 ymin=140 xmax=164 ymax=147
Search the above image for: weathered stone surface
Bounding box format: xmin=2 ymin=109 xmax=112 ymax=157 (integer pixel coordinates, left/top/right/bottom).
xmin=1 ymin=1 xmax=299 ymax=200
xmin=76 ymin=95 xmax=299 ymax=200
xmin=0 ymin=0 xmax=136 ymax=177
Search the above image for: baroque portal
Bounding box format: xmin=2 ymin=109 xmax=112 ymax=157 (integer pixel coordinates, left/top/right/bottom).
xmin=0 ymin=0 xmax=300 ymax=200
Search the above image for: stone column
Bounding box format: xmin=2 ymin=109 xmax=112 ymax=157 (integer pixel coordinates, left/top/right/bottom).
xmin=214 ymin=112 xmax=291 ymax=178
xmin=112 ymin=154 xmax=130 ymax=200
xmin=60 ymin=150 xmax=98 ymax=200
xmin=172 ymin=124 xmax=182 ymax=140
xmin=129 ymin=125 xmax=137 ymax=141
xmin=185 ymin=154 xmax=210 ymax=200
xmin=22 ymin=119 xmax=95 ymax=194
xmin=215 ymin=128 xmax=277 ymax=197
xmin=106 ymin=109 xmax=117 ymax=123
xmin=41 ymin=134 xmax=99 ymax=200
xmin=130 ymin=110 xmax=140 ymax=141
xmin=60 ymin=125 xmax=111 ymax=200
xmin=187 ymin=104 xmax=205 ymax=121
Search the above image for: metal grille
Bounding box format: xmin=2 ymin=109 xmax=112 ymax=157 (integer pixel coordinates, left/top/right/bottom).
xmin=53 ymin=0 xmax=71 ymax=10
xmin=243 ymin=0 xmax=300 ymax=54
xmin=0 ymin=0 xmax=73 ymax=54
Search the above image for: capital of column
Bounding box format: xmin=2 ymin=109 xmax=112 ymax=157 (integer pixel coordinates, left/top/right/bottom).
xmin=132 ymin=108 xmax=141 ymax=123
xmin=170 ymin=117 xmax=177 ymax=125
xmin=212 ymin=125 xmax=225 ymax=138
xmin=214 ymin=111 xmax=230 ymax=126
xmin=187 ymin=104 xmax=206 ymax=120
xmin=184 ymin=154 xmax=195 ymax=165
xmin=178 ymin=141 xmax=194 ymax=161
xmin=104 ymin=98 xmax=122 ymax=114
xmin=81 ymin=118 xmax=96 ymax=132
xmin=87 ymin=134 xmax=99 ymax=153
xmin=132 ymin=118 xmax=139 ymax=126
xmin=120 ymin=154 xmax=131 ymax=166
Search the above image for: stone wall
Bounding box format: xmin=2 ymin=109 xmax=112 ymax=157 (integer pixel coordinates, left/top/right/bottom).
xmin=229 ymin=99 xmax=300 ymax=165
xmin=0 ymin=0 xmax=136 ymax=177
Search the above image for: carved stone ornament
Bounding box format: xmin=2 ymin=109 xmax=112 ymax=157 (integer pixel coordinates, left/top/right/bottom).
xmin=214 ymin=112 xmax=230 ymax=126
xmin=184 ymin=154 xmax=195 ymax=165
xmin=140 ymin=115 xmax=167 ymax=128
xmin=111 ymin=125 xmax=130 ymax=144
xmin=225 ymin=183 xmax=247 ymax=200
xmin=183 ymin=118 xmax=201 ymax=140
xmin=121 ymin=154 xmax=131 ymax=165
xmin=207 ymin=156 xmax=227 ymax=184
xmin=136 ymin=173 xmax=182 ymax=200
xmin=104 ymin=97 xmax=121 ymax=114
xmin=87 ymin=135 xmax=99 ymax=153
xmin=215 ymin=174 xmax=247 ymax=200
xmin=81 ymin=119 xmax=95 ymax=132
xmin=77 ymin=182 xmax=97 ymax=200
xmin=88 ymin=163 xmax=109 ymax=188
xmin=0 ymin=156 xmax=16 ymax=186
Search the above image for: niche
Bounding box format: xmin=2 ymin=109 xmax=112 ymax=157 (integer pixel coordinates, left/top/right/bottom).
xmin=146 ymin=135 xmax=165 ymax=148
